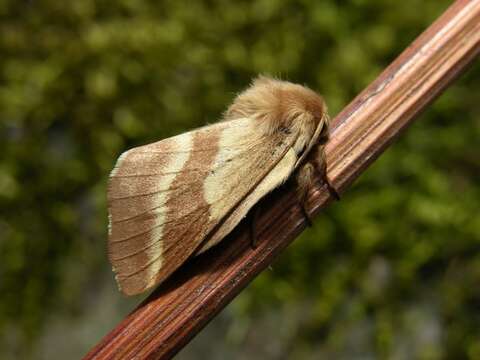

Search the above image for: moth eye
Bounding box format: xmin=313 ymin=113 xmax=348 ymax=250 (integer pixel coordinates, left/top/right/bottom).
xmin=318 ymin=133 xmax=329 ymax=145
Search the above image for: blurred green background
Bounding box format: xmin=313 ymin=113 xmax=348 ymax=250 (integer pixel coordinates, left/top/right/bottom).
xmin=0 ymin=0 xmax=479 ymax=359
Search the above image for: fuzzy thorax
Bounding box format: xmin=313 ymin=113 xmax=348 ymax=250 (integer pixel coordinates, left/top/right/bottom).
xmin=224 ymin=76 xmax=327 ymax=138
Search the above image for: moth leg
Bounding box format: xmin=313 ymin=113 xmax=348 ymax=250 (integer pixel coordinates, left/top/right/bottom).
xmin=249 ymin=203 xmax=261 ymax=249
xmin=312 ymin=146 xmax=340 ymax=200
xmin=295 ymin=146 xmax=339 ymax=225
xmin=296 ymin=163 xmax=315 ymax=226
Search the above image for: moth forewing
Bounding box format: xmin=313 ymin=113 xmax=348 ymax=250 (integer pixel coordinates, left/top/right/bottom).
xmin=107 ymin=76 xmax=329 ymax=295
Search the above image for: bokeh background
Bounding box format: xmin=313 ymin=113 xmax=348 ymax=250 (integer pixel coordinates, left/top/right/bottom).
xmin=1 ymin=0 xmax=479 ymax=359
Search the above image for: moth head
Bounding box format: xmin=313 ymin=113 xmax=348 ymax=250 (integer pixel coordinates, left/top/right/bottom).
xmin=225 ymin=75 xmax=328 ymax=136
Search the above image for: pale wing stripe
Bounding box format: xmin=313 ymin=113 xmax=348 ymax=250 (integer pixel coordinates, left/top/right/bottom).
xmin=143 ymin=133 xmax=193 ymax=282
xmin=203 ymin=122 xmax=256 ymax=220
xmin=145 ymin=257 xmax=162 ymax=288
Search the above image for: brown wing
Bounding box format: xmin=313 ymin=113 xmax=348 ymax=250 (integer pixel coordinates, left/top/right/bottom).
xmin=107 ymin=117 xmax=299 ymax=295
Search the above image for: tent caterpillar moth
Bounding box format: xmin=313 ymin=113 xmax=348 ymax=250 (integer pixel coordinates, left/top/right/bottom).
xmin=107 ymin=76 xmax=335 ymax=295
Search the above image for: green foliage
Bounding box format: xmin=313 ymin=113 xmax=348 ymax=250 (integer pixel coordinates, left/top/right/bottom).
xmin=0 ymin=0 xmax=478 ymax=358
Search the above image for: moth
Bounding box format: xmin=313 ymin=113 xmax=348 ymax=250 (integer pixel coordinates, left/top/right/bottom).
xmin=107 ymin=76 xmax=335 ymax=295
